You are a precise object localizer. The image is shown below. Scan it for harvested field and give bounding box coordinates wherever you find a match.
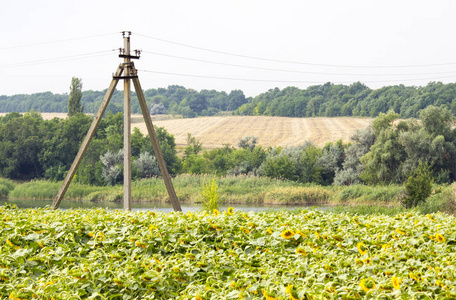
[133,116,373,148]
[0,112,373,148]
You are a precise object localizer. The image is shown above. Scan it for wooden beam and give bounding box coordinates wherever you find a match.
[51,65,123,209]
[132,77,182,211]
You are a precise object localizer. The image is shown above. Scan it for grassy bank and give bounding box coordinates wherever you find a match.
[1,206,455,298]
[7,176,456,214]
[7,175,405,205]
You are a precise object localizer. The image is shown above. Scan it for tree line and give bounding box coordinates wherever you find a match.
[1,105,455,188]
[2,81,456,118]
[234,81,456,118]
[0,85,248,118]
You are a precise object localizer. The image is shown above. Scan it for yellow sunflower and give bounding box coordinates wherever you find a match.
[395,228,406,235]
[281,229,294,239]
[213,209,220,216]
[285,285,300,300]
[436,233,445,243]
[296,248,306,255]
[262,290,277,300]
[392,276,401,290]
[426,214,436,222]
[357,242,367,255]
[359,278,376,292]
[409,273,419,282]
[227,207,235,215]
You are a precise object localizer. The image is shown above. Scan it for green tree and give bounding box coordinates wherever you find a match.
[68,77,83,117]
[360,110,406,184]
[404,162,433,208]
[262,154,297,181]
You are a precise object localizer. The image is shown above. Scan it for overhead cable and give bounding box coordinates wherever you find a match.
[0,50,116,69]
[0,32,118,51]
[142,50,456,77]
[135,33,456,69]
[138,69,456,84]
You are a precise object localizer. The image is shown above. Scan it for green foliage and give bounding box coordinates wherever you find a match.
[184,133,202,158]
[262,154,297,181]
[334,127,376,185]
[237,135,258,151]
[0,178,15,197]
[404,162,433,208]
[67,77,83,116]
[183,154,208,174]
[235,81,456,118]
[0,111,46,179]
[44,165,67,181]
[135,152,159,178]
[417,184,455,215]
[360,111,406,184]
[0,111,178,183]
[2,207,455,298]
[199,176,219,211]
[334,184,405,204]
[0,85,250,116]
[4,81,456,119]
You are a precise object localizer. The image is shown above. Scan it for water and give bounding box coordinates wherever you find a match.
[2,198,317,213]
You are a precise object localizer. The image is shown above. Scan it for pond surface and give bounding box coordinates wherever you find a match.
[2,198,319,213]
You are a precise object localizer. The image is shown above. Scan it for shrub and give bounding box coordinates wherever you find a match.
[100,150,123,186]
[200,176,219,211]
[403,162,433,208]
[135,152,159,178]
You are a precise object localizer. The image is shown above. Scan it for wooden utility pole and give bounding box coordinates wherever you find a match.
[51,31,182,211]
[123,32,132,210]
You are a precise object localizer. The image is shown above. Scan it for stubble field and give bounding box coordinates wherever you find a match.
[0,113,373,148]
[135,116,372,148]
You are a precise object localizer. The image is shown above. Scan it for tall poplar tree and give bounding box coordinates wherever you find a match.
[68,77,83,117]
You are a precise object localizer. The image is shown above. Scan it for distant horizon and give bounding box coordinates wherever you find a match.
[0,79,451,98]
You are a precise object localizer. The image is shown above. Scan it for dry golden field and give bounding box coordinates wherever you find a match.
[0,112,373,148]
[134,116,372,148]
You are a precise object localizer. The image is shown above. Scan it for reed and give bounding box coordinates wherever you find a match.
[7,175,410,207]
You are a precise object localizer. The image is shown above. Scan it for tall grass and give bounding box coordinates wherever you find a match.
[333,184,405,204]
[8,175,409,207]
[8,180,116,200]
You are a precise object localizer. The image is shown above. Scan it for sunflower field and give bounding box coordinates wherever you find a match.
[1,205,455,299]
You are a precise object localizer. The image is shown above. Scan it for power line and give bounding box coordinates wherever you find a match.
[0,50,116,69]
[0,32,118,51]
[136,32,456,69]
[142,50,456,77]
[138,69,456,84]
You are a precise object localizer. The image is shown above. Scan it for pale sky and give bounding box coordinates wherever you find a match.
[1,0,455,97]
